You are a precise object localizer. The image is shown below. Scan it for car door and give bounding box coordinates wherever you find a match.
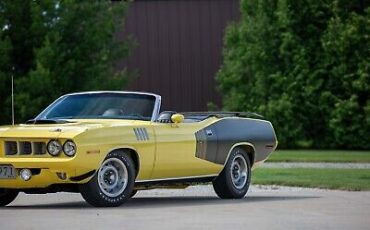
[150,121,222,180]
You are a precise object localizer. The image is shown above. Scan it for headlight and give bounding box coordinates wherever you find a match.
[47,140,62,156]
[63,140,77,157]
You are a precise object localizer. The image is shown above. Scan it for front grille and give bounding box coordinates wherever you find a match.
[4,141,47,156]
[19,141,32,155]
[5,141,17,155]
[33,142,46,155]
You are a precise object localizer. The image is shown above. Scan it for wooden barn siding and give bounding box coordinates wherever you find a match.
[118,0,240,111]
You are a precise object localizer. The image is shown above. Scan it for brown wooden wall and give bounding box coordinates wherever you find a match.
[118,0,240,112]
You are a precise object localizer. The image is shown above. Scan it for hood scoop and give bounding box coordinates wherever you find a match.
[25,119,74,125]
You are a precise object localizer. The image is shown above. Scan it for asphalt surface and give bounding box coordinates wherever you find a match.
[1,185,369,230]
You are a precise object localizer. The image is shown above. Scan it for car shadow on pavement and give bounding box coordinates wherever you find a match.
[125,195,320,209]
[3,195,320,210]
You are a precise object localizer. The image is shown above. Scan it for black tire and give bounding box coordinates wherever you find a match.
[79,151,136,207]
[130,189,138,198]
[212,147,251,199]
[0,189,19,207]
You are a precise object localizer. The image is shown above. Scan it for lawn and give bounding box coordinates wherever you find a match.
[267,150,370,163]
[252,168,370,191]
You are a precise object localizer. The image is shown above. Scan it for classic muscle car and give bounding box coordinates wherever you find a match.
[0,91,277,207]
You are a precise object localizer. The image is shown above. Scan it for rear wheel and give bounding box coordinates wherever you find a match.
[212,147,251,199]
[79,151,136,207]
[0,189,19,206]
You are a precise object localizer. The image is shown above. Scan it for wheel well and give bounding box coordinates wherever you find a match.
[237,144,255,166]
[112,148,140,177]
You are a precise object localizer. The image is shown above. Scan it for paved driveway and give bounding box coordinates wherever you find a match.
[1,185,369,230]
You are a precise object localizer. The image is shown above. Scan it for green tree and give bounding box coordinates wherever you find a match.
[217,0,370,149]
[0,0,34,125]
[322,6,370,148]
[0,35,12,125]
[0,0,131,124]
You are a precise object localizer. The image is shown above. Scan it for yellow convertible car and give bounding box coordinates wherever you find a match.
[0,91,277,207]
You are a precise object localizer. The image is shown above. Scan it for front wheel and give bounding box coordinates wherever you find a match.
[212,147,251,199]
[79,151,136,207]
[0,189,19,206]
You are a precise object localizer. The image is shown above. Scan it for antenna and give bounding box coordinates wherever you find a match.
[11,67,14,126]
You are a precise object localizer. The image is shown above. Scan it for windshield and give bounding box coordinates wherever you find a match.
[36,93,156,121]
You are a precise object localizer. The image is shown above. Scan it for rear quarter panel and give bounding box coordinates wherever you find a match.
[195,117,277,165]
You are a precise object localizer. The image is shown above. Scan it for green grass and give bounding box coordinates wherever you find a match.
[267,150,370,163]
[252,168,370,191]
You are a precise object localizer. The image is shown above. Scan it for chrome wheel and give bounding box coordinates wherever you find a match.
[98,158,128,198]
[230,154,248,189]
[213,147,251,199]
[80,152,136,207]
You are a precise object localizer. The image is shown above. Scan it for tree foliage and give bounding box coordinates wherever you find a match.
[217,0,370,149]
[0,0,131,124]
